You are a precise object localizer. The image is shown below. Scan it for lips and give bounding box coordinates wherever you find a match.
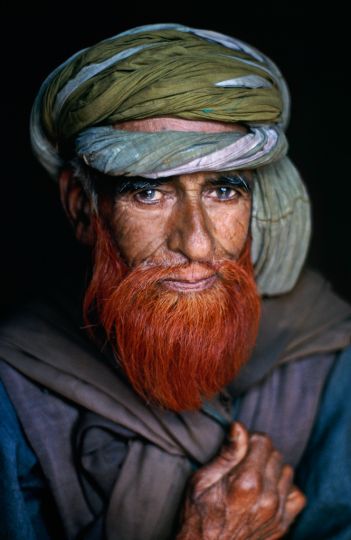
[161,274,218,292]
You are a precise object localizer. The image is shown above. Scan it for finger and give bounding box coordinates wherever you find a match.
[226,433,277,505]
[236,431,274,474]
[254,464,293,537]
[278,464,294,501]
[264,464,294,528]
[208,422,250,472]
[226,422,250,464]
[283,487,307,524]
[265,450,284,488]
[191,422,249,494]
[255,450,284,529]
[275,486,306,533]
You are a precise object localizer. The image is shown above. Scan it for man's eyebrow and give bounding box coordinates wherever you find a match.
[115,176,171,195]
[114,172,252,195]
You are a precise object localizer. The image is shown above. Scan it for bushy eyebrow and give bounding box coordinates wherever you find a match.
[115,173,251,195]
[116,177,169,195]
[207,175,251,192]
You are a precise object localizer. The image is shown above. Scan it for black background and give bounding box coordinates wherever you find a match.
[1,8,350,316]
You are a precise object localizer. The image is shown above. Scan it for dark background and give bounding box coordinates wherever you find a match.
[1,9,350,316]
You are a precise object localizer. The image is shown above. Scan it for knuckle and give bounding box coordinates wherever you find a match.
[250,432,273,449]
[295,491,307,510]
[259,492,279,514]
[235,469,263,494]
[284,489,307,521]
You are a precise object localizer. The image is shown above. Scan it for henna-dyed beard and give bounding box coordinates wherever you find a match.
[83,215,261,412]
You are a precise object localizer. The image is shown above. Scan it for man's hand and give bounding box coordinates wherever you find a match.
[176,422,306,540]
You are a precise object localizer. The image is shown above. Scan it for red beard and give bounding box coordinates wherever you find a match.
[83,215,261,412]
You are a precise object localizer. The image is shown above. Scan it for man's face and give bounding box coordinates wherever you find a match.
[99,118,253,279]
[81,118,261,412]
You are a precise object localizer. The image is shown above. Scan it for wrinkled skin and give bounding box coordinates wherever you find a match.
[176,422,306,540]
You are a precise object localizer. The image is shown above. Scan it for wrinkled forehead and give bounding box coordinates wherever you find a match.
[113,117,249,134]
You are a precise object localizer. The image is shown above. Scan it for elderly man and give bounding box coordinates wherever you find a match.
[0,23,351,540]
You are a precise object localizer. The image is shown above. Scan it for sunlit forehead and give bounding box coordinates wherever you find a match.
[113,116,249,134]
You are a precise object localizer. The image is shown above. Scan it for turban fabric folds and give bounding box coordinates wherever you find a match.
[30,23,311,295]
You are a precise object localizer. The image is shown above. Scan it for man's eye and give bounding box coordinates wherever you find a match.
[207,186,239,200]
[134,189,162,204]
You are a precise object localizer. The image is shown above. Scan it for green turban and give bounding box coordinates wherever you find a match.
[30,23,311,296]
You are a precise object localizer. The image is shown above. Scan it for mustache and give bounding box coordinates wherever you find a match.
[128,244,251,279]
[124,247,252,286]
[127,260,219,281]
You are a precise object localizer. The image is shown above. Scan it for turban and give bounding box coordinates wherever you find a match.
[30,23,311,296]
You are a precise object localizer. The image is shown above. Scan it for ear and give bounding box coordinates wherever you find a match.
[58,168,95,246]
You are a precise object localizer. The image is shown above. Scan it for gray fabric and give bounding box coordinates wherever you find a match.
[236,354,335,467]
[251,156,311,295]
[230,268,351,394]
[0,362,94,538]
[106,441,192,540]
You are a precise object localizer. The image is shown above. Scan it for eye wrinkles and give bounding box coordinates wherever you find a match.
[101,169,252,268]
[114,173,252,197]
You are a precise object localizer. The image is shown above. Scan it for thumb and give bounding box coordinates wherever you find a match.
[192,422,249,494]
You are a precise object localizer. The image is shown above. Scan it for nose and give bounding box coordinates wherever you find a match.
[166,197,214,261]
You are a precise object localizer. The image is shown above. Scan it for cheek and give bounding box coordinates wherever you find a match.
[109,202,169,266]
[208,200,251,255]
